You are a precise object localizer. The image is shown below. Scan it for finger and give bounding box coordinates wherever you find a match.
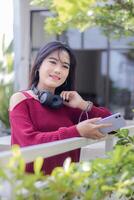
[96,123,112,129]
[93,133,105,139]
[66,92,71,101]
[92,136,98,140]
[62,91,72,101]
[60,91,64,99]
[96,132,106,137]
[87,118,102,123]
[92,135,102,139]
[61,91,67,101]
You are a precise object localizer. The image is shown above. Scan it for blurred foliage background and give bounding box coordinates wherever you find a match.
[31,0,134,38]
[0,35,14,130]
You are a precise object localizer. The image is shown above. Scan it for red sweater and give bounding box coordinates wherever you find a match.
[9,91,111,174]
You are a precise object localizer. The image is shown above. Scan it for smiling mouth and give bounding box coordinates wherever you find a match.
[49,75,61,80]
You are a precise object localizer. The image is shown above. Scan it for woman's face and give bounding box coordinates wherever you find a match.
[37,49,70,92]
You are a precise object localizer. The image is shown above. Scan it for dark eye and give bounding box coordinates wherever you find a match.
[49,60,56,64]
[63,65,69,69]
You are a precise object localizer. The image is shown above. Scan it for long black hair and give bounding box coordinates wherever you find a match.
[29,41,77,94]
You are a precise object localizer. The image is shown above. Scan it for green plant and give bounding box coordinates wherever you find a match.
[0,83,13,128]
[30,0,134,38]
[0,131,134,200]
[115,129,134,146]
[0,35,14,129]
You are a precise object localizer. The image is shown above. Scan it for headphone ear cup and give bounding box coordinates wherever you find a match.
[38,91,63,108]
[51,95,63,109]
[39,91,53,107]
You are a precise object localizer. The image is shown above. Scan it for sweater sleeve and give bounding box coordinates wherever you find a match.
[69,105,112,124]
[9,103,80,147]
[88,105,112,118]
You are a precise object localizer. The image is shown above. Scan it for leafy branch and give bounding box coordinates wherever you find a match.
[30,0,134,38]
[0,131,134,199]
[115,129,134,146]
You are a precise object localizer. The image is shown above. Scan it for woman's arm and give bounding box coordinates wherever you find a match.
[10,112,110,146]
[9,92,111,147]
[61,91,111,122]
[10,115,80,147]
[9,93,80,147]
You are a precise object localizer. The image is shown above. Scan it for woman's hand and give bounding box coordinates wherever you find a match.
[76,118,112,139]
[60,91,89,110]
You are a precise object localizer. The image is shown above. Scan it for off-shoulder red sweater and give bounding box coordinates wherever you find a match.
[9,91,111,174]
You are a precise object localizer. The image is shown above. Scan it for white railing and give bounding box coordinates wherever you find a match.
[0,125,133,200]
[0,124,133,166]
[0,135,114,166]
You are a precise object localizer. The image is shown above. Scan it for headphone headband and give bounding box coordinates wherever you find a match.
[31,85,40,95]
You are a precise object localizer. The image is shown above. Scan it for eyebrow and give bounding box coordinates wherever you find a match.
[48,56,70,66]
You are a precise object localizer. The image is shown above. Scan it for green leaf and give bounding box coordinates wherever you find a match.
[34,156,44,175]
[32,0,134,37]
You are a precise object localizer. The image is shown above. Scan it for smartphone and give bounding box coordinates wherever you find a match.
[96,113,126,134]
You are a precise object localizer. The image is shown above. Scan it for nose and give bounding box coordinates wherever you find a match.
[54,65,61,74]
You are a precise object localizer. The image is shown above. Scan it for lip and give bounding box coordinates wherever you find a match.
[49,74,61,80]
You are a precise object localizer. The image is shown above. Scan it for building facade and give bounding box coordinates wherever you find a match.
[13,0,134,118]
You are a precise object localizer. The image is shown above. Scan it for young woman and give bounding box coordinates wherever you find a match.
[9,41,111,174]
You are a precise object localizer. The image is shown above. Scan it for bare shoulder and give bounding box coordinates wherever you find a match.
[9,92,27,111]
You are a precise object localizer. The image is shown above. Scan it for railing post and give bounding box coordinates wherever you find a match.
[105,136,114,152]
